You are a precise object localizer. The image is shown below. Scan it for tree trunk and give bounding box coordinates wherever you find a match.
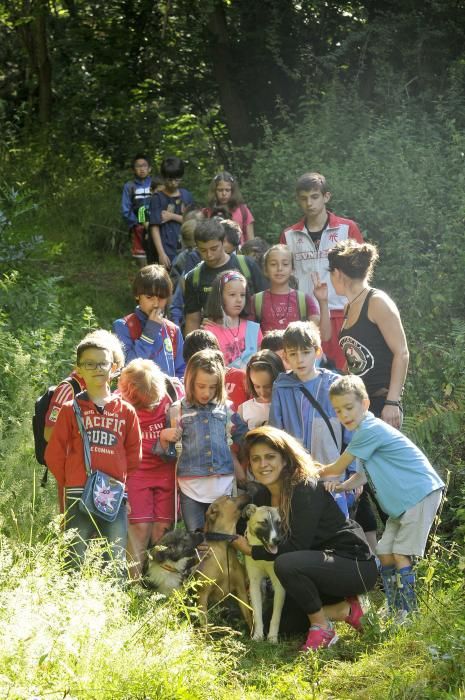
[207,1,251,146]
[17,0,52,124]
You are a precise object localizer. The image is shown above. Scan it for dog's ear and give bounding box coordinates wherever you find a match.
[242,504,257,520]
[205,503,219,527]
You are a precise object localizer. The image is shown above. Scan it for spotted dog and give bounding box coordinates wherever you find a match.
[145,529,204,597]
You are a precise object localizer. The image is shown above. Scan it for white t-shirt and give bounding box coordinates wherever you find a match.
[238,398,271,429]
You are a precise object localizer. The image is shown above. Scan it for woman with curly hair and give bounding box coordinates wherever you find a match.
[233,426,378,650]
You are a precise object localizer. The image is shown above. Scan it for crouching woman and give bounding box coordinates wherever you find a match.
[233,426,378,650]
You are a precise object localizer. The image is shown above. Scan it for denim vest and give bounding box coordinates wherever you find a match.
[174,399,234,478]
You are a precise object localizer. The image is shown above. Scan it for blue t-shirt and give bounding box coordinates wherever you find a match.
[348,412,444,518]
[149,188,194,261]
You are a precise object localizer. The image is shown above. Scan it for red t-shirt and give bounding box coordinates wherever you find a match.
[251,289,319,333]
[135,396,177,472]
[225,367,249,411]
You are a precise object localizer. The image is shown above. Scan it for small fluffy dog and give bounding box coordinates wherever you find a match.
[243,504,286,642]
[145,529,204,597]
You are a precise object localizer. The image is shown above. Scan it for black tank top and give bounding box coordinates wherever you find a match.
[338,289,392,396]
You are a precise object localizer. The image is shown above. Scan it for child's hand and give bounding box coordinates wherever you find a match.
[323,480,340,493]
[311,272,328,302]
[159,250,171,269]
[126,501,132,515]
[160,427,182,443]
[161,209,174,223]
[148,307,165,323]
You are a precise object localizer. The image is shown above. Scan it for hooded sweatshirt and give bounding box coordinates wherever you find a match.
[269,369,353,516]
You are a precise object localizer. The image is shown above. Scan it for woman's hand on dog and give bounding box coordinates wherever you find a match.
[231,535,252,557]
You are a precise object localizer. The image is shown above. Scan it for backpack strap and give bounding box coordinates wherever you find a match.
[297,291,307,321]
[162,319,178,358]
[235,254,251,281]
[299,384,339,450]
[253,292,264,321]
[192,261,204,290]
[124,313,143,341]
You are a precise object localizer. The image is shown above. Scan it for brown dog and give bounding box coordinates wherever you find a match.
[196,493,252,630]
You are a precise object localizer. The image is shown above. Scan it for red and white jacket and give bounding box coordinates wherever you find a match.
[280,212,362,311]
[45,394,141,488]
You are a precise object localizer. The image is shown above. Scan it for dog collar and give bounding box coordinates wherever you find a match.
[205,532,238,543]
[159,563,180,573]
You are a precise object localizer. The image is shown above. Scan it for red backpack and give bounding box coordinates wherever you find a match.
[123,313,178,357]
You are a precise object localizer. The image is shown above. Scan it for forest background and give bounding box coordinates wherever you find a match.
[1,1,465,698]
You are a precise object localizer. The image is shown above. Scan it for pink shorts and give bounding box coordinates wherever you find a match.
[127,467,176,523]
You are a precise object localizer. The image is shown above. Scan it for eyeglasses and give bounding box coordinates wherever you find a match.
[78,361,113,371]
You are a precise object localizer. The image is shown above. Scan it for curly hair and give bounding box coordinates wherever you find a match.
[327,239,379,282]
[244,426,318,537]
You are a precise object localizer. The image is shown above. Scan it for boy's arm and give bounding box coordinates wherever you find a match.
[268,385,284,429]
[121,183,137,228]
[173,328,186,379]
[124,407,142,475]
[113,316,165,364]
[44,407,73,487]
[150,224,171,269]
[318,449,355,478]
[183,271,202,334]
[324,470,367,493]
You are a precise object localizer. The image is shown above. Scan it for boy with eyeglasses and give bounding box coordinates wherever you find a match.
[45,331,141,574]
[148,156,193,268]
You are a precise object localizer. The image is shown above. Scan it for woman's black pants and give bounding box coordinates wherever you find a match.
[273,550,378,634]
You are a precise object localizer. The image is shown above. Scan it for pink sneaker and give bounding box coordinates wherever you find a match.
[300,625,338,651]
[345,596,364,631]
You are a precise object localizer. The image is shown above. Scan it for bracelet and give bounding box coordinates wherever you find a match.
[384,399,401,407]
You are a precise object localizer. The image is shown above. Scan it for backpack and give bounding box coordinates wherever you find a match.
[32,376,81,467]
[124,313,178,357]
[253,290,307,322]
[191,254,251,291]
[128,179,153,223]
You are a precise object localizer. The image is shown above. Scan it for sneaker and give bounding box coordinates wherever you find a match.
[300,624,338,651]
[345,596,364,631]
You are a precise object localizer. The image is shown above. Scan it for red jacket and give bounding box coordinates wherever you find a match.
[45,394,141,488]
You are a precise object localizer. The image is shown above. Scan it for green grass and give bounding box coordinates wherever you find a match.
[0,534,464,699]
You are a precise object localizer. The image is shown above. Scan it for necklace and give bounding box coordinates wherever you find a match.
[269,290,291,325]
[225,318,241,339]
[344,288,369,320]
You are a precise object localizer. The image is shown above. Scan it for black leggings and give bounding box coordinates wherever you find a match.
[274,550,378,631]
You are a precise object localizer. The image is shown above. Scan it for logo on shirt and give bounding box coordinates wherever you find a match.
[339,336,374,376]
[49,406,60,423]
[164,336,173,354]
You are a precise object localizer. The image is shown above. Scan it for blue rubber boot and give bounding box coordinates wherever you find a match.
[396,566,417,613]
[380,565,398,614]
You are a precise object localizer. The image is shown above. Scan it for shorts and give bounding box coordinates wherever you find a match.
[376,489,443,558]
[127,468,176,524]
[131,224,147,259]
[322,310,346,372]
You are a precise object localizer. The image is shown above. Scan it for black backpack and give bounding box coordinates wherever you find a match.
[32,377,81,469]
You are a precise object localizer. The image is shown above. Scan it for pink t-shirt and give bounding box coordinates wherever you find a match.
[251,289,319,333]
[230,205,254,243]
[203,319,263,368]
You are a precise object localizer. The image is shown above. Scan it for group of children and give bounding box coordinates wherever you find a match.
[42,166,444,632]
